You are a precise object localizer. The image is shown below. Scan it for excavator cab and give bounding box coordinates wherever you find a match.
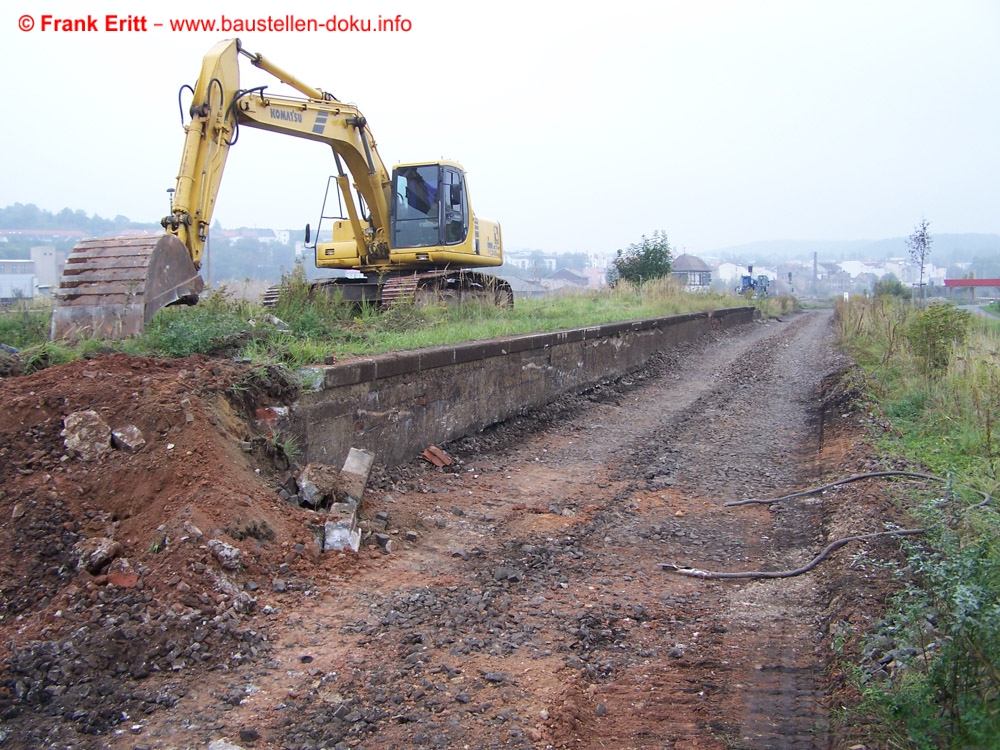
[390,164,469,249]
[314,159,495,273]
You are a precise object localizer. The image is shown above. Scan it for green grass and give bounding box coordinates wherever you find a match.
[0,303,50,349]
[836,295,1000,748]
[3,276,798,374]
[0,269,798,378]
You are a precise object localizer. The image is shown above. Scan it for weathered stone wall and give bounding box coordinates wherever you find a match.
[292,307,757,468]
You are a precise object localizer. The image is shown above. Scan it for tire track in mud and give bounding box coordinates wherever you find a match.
[492,309,846,748]
[435,308,847,748]
[610,310,842,748]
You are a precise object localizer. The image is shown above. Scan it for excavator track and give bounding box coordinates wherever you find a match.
[382,271,514,308]
[262,271,514,310]
[50,234,204,341]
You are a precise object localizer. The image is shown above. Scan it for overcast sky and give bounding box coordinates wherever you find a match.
[4,0,998,256]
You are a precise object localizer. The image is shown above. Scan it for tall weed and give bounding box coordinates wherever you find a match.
[0,304,50,350]
[838,295,1000,747]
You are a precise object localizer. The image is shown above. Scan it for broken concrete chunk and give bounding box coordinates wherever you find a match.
[75,537,123,574]
[493,566,523,582]
[297,463,344,509]
[61,410,111,461]
[107,557,139,588]
[323,502,360,553]
[111,424,146,454]
[208,740,248,750]
[340,447,374,503]
[208,539,243,570]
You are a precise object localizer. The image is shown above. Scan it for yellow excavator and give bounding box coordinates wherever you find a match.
[50,39,509,341]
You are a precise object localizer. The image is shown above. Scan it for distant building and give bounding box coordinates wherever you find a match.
[715,262,743,284]
[31,245,66,295]
[218,227,285,245]
[505,253,557,274]
[500,275,547,299]
[671,254,712,290]
[0,246,69,302]
[0,229,87,243]
[581,267,608,289]
[547,269,589,288]
[0,259,34,303]
[839,260,888,279]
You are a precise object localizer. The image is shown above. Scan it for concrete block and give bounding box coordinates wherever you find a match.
[324,502,360,552]
[298,462,343,508]
[340,447,374,503]
[297,366,325,391]
[111,424,146,454]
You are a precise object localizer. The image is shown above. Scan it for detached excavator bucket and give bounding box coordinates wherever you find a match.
[50,234,204,341]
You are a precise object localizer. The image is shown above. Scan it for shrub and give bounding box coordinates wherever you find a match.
[0,306,50,350]
[612,231,673,286]
[873,274,910,300]
[904,303,972,374]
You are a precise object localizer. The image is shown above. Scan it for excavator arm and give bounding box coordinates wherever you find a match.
[165,39,393,267]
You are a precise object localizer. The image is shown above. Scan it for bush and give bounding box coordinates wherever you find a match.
[612,231,673,286]
[130,289,252,358]
[873,274,910,300]
[0,306,50,350]
[904,303,972,374]
[272,264,354,336]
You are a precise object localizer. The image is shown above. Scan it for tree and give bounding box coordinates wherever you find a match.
[907,219,932,303]
[612,231,673,286]
[872,273,909,299]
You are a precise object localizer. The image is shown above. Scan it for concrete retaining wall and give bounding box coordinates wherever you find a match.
[291,306,757,468]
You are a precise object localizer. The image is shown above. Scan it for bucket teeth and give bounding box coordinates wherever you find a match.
[50,234,204,341]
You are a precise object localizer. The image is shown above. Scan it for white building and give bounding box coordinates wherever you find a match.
[0,259,34,302]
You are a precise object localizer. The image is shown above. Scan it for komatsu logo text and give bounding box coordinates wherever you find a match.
[269,108,303,123]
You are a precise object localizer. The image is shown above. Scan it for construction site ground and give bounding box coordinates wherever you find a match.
[0,307,909,749]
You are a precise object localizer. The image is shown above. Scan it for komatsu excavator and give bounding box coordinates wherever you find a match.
[50,39,510,340]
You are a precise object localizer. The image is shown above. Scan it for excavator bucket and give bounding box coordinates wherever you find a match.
[50,234,204,341]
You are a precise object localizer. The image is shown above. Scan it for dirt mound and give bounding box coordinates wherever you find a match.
[0,354,337,744]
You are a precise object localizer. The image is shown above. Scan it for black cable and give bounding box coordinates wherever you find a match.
[207,77,225,111]
[176,84,194,125]
[723,471,993,508]
[661,528,927,580]
[224,86,266,147]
